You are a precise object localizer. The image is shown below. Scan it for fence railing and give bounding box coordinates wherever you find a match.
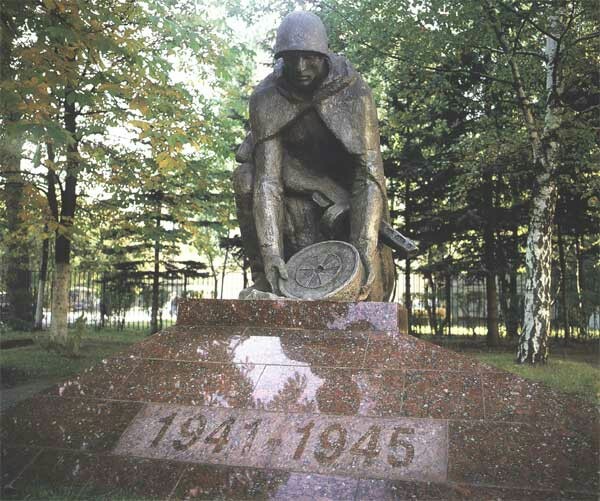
[1,269,599,337]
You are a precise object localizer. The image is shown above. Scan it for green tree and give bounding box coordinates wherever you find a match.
[316,0,597,359]
[4,0,249,344]
[0,0,38,328]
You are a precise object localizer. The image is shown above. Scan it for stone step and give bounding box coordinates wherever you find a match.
[177,299,407,332]
[1,300,597,500]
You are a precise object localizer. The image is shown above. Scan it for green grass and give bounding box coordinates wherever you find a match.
[421,333,599,403]
[0,327,149,387]
[472,352,600,404]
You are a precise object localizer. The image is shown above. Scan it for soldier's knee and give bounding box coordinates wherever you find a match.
[232,162,254,196]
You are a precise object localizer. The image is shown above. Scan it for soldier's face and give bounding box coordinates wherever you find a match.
[281,51,328,92]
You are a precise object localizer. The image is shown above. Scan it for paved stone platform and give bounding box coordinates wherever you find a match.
[1,299,598,499]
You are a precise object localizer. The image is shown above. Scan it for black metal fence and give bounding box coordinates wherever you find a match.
[393,273,600,338]
[1,269,599,337]
[0,270,214,332]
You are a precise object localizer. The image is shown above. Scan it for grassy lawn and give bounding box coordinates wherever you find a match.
[422,334,600,403]
[473,352,600,403]
[0,327,149,387]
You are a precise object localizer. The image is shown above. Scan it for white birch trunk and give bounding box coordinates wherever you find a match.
[517,16,562,363]
[34,278,45,329]
[517,173,557,362]
[50,263,70,345]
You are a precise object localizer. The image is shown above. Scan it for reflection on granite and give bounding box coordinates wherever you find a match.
[1,446,40,494]
[364,332,435,370]
[173,463,289,499]
[355,478,598,500]
[137,326,248,362]
[276,329,369,367]
[0,397,142,451]
[44,356,140,399]
[1,299,597,500]
[177,299,405,332]
[270,473,359,500]
[354,370,405,417]
[10,449,183,500]
[402,370,484,420]
[254,365,362,414]
[113,359,263,408]
[449,420,599,492]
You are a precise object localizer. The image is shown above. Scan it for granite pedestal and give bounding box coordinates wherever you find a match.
[1,299,598,499]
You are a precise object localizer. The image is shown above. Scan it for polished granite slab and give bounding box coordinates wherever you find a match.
[1,300,598,500]
[177,298,407,332]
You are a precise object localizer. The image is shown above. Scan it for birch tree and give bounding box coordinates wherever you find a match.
[314,0,597,358]
[481,0,597,362]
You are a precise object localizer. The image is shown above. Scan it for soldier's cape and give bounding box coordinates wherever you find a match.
[236,53,382,162]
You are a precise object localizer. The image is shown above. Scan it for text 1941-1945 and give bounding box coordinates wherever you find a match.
[114,403,448,482]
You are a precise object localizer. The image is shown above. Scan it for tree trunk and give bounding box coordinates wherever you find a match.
[515,18,562,364]
[51,228,74,344]
[206,253,218,299]
[506,227,521,339]
[2,160,32,329]
[556,226,570,343]
[220,245,229,299]
[100,273,107,329]
[242,256,248,289]
[483,224,499,346]
[518,177,557,362]
[483,2,564,363]
[50,262,70,344]
[50,88,79,345]
[574,236,587,338]
[34,235,50,329]
[1,6,33,329]
[424,269,442,337]
[405,257,412,336]
[404,176,413,336]
[444,273,451,336]
[150,214,161,334]
[485,273,500,347]
[499,270,520,339]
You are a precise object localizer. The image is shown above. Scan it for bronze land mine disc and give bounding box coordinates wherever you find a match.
[279,240,364,300]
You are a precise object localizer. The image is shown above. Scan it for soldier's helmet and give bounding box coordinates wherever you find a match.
[274,11,329,58]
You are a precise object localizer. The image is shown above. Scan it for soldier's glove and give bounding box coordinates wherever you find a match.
[264,254,288,296]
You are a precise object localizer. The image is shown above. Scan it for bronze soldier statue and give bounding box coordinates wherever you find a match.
[234,11,410,301]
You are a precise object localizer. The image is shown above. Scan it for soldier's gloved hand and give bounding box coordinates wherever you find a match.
[264,254,288,295]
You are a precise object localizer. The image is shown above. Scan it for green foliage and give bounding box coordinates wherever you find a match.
[310,0,599,349]
[1,0,253,271]
[0,327,146,386]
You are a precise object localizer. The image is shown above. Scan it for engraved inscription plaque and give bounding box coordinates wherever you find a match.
[114,404,448,482]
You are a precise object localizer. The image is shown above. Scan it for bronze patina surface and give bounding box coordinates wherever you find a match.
[234,11,397,301]
[279,240,364,300]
